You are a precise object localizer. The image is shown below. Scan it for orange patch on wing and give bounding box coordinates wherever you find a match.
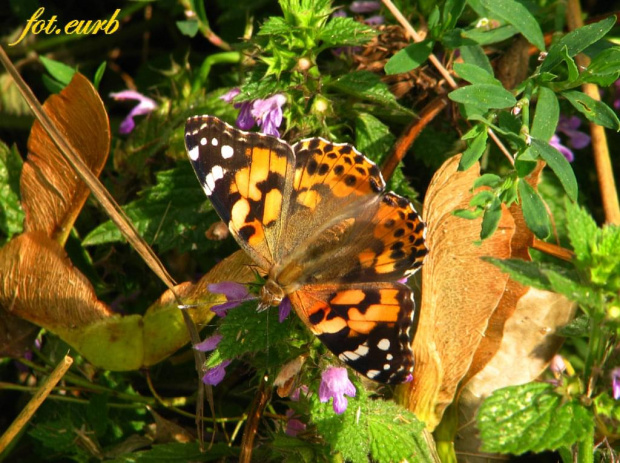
[270,151,288,177]
[296,189,321,210]
[314,316,348,334]
[347,320,375,334]
[358,249,377,268]
[379,289,400,305]
[347,305,399,322]
[374,254,397,273]
[263,188,283,225]
[246,219,265,246]
[248,148,270,201]
[330,289,366,305]
[235,168,250,198]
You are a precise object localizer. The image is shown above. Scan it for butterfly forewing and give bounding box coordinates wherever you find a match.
[185,116,295,269]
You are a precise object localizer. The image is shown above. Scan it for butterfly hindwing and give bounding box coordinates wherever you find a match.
[288,282,415,383]
[185,116,295,269]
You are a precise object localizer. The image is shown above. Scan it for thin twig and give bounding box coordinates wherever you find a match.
[487,129,514,166]
[565,0,620,225]
[0,355,73,453]
[239,378,272,463]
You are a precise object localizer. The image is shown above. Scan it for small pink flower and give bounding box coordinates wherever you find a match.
[557,115,591,150]
[550,355,566,375]
[284,409,307,437]
[319,366,356,414]
[290,385,309,402]
[549,134,574,163]
[202,360,232,386]
[279,297,292,322]
[109,90,157,134]
[194,333,223,352]
[612,367,620,400]
[350,1,381,13]
[220,88,255,130]
[251,94,286,137]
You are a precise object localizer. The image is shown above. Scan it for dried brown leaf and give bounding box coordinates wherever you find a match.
[399,154,515,430]
[21,73,109,245]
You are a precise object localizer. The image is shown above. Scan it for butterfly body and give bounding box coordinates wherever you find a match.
[185,115,427,383]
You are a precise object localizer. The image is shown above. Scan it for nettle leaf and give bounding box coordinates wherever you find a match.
[332,71,405,110]
[257,16,290,36]
[83,164,217,253]
[449,84,516,111]
[531,87,559,142]
[459,124,488,170]
[460,44,494,75]
[478,383,594,454]
[541,15,616,73]
[530,138,578,201]
[310,393,432,463]
[565,199,599,265]
[385,40,434,75]
[319,17,377,48]
[0,142,24,242]
[562,90,620,131]
[518,179,551,239]
[480,0,545,51]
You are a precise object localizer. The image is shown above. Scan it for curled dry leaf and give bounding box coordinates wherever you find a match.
[20,73,110,245]
[398,154,516,430]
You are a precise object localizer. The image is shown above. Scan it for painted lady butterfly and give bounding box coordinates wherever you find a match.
[185,116,427,383]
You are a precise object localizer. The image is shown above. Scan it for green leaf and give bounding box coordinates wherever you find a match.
[562,90,620,131]
[473,173,502,189]
[39,56,76,86]
[583,47,620,83]
[530,138,578,201]
[93,61,106,90]
[319,17,377,47]
[531,87,559,141]
[116,442,238,461]
[557,314,589,337]
[332,71,404,110]
[462,25,518,46]
[385,40,434,75]
[257,16,289,36]
[453,208,484,219]
[478,383,594,454]
[560,46,580,82]
[454,62,501,86]
[515,158,537,178]
[481,196,501,239]
[449,84,516,110]
[541,15,616,73]
[354,113,395,163]
[518,180,551,239]
[480,0,545,50]
[460,44,493,74]
[459,125,488,170]
[176,19,199,37]
[441,0,467,32]
[543,268,600,308]
[0,141,24,242]
[83,164,217,253]
[470,190,495,207]
[483,257,553,291]
[564,199,598,265]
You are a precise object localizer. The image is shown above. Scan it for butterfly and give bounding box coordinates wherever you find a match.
[185,115,427,383]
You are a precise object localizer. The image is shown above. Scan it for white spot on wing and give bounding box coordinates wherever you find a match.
[212,137,219,146]
[366,370,379,379]
[386,353,393,361]
[377,339,390,351]
[221,145,234,159]
[383,364,390,370]
[354,344,369,357]
[339,351,360,362]
[188,146,199,161]
[200,137,207,146]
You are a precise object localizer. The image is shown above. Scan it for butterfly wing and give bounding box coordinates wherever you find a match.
[289,282,416,383]
[185,116,295,269]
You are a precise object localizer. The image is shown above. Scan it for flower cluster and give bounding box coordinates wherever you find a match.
[220,89,286,137]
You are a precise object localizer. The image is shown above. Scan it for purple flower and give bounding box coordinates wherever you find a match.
[557,115,591,150]
[109,90,157,134]
[207,282,255,317]
[612,367,620,400]
[194,333,223,352]
[279,297,292,322]
[350,1,381,13]
[365,15,385,25]
[549,134,574,163]
[220,88,255,130]
[251,94,286,137]
[614,79,620,109]
[332,10,347,18]
[319,366,356,414]
[550,355,566,375]
[290,385,309,402]
[285,409,307,437]
[202,360,232,386]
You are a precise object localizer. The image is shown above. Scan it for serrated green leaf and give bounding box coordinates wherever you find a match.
[557,314,589,337]
[462,24,518,46]
[385,40,434,75]
[562,90,620,131]
[454,62,501,86]
[518,180,551,239]
[83,164,217,253]
[541,15,616,73]
[449,84,516,110]
[354,112,395,163]
[481,196,501,239]
[459,126,488,170]
[460,44,493,74]
[564,199,598,265]
[530,138,578,201]
[483,257,553,291]
[478,383,594,454]
[480,0,545,51]
[332,71,403,110]
[257,16,289,36]
[39,56,76,86]
[543,268,600,308]
[0,142,24,242]
[319,17,377,47]
[531,87,559,141]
